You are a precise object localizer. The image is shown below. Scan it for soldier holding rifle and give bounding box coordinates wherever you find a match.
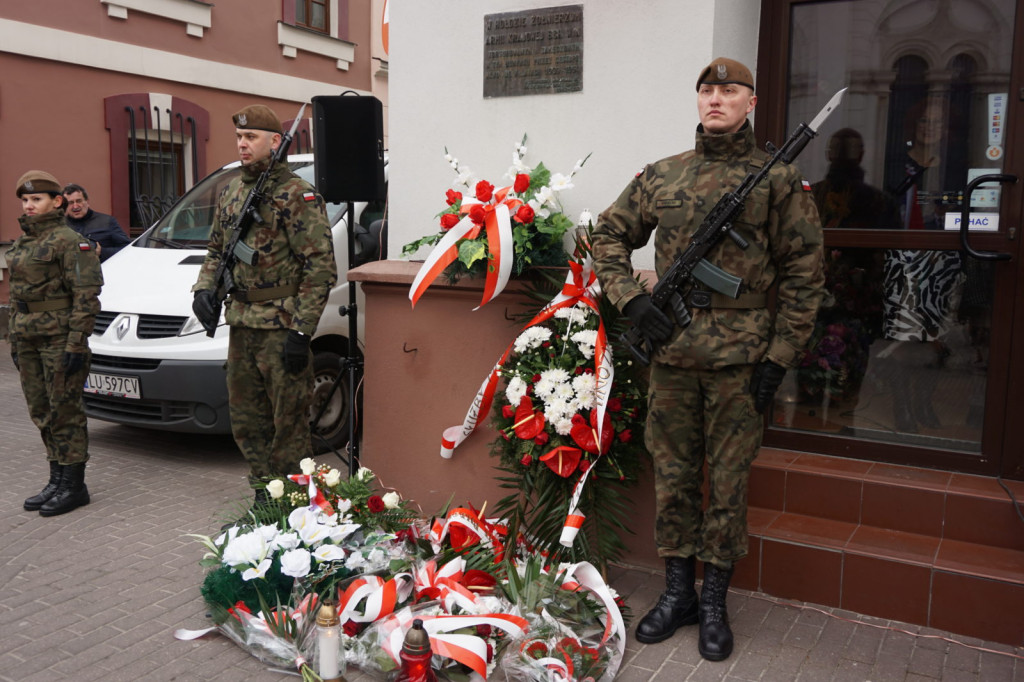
[192,104,337,524]
[592,58,826,661]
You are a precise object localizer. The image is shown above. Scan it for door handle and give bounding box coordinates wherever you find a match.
[960,173,1018,261]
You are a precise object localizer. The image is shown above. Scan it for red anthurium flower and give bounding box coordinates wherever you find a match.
[445,189,462,206]
[514,173,530,193]
[448,523,480,551]
[513,395,546,440]
[539,446,582,478]
[468,204,487,226]
[513,205,535,224]
[570,409,614,454]
[440,213,460,231]
[464,570,497,592]
[475,180,495,202]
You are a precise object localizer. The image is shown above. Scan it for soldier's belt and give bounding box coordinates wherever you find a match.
[231,283,299,303]
[687,290,767,310]
[13,297,73,313]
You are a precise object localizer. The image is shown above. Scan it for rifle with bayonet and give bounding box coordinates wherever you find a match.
[622,88,847,365]
[200,103,308,337]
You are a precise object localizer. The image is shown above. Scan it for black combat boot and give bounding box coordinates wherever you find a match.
[698,562,735,661]
[24,461,64,511]
[39,463,90,517]
[220,488,271,530]
[635,556,699,643]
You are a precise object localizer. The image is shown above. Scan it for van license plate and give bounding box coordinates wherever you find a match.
[84,372,141,399]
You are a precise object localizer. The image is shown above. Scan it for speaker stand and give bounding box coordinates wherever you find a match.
[311,201,361,477]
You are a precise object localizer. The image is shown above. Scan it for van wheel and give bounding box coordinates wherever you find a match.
[309,350,358,455]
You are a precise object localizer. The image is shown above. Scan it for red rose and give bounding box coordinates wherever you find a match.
[534,431,550,446]
[578,459,591,473]
[571,413,587,426]
[476,624,493,638]
[445,189,462,206]
[513,205,535,224]
[608,398,623,412]
[475,180,495,202]
[439,213,460,231]
[468,204,487,225]
[618,428,633,443]
[502,404,515,419]
[532,374,541,383]
[514,173,530,193]
[520,453,532,466]
[367,495,385,513]
[343,620,362,637]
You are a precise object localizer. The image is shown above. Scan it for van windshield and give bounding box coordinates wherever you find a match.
[136,161,345,248]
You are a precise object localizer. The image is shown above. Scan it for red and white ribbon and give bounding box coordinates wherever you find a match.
[287,473,333,514]
[440,258,611,460]
[379,609,530,678]
[337,573,414,624]
[413,558,480,613]
[410,187,520,310]
[559,561,625,674]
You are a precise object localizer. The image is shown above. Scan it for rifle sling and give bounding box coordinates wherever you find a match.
[231,283,299,303]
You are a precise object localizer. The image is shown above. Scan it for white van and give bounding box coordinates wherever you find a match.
[84,153,386,452]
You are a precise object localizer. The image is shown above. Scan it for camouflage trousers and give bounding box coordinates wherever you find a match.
[646,362,763,568]
[13,334,91,465]
[227,327,313,487]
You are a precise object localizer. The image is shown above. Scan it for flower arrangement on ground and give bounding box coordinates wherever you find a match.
[178,468,629,681]
[489,231,650,573]
[405,134,591,309]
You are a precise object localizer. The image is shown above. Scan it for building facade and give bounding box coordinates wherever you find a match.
[0,0,389,299]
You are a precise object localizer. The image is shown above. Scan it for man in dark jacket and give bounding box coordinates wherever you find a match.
[63,183,132,261]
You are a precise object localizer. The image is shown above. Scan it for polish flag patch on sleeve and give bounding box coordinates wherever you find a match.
[78,241,92,251]
[801,179,812,192]
[302,191,317,203]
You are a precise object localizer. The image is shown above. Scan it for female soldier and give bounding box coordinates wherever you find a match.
[10,170,102,516]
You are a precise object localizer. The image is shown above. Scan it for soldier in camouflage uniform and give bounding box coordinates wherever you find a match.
[192,105,337,522]
[592,59,824,661]
[9,170,103,517]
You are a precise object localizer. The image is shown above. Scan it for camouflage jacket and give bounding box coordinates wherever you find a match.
[592,123,825,370]
[8,209,103,352]
[193,159,337,335]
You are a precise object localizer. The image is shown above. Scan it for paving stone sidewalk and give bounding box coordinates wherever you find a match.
[0,350,1021,681]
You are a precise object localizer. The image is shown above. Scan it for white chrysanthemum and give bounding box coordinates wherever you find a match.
[572,329,599,359]
[534,375,557,397]
[573,373,597,409]
[553,382,575,402]
[513,326,551,353]
[539,368,571,385]
[505,376,528,405]
[554,304,590,326]
[554,417,574,436]
[543,398,571,423]
[549,173,574,192]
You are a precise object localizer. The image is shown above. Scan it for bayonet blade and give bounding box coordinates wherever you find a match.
[808,87,847,133]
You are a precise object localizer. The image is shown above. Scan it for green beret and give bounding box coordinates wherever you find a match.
[15,170,62,197]
[232,105,283,134]
[696,57,755,92]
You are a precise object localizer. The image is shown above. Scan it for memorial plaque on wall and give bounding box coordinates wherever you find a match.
[483,5,583,98]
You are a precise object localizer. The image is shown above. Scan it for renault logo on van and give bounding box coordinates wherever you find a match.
[116,315,132,341]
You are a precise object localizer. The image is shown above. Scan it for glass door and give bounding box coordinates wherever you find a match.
[758,0,1022,476]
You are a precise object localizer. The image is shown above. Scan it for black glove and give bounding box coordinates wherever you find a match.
[62,351,86,376]
[192,290,219,331]
[623,295,674,343]
[282,330,311,374]
[750,360,786,414]
[11,351,19,371]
